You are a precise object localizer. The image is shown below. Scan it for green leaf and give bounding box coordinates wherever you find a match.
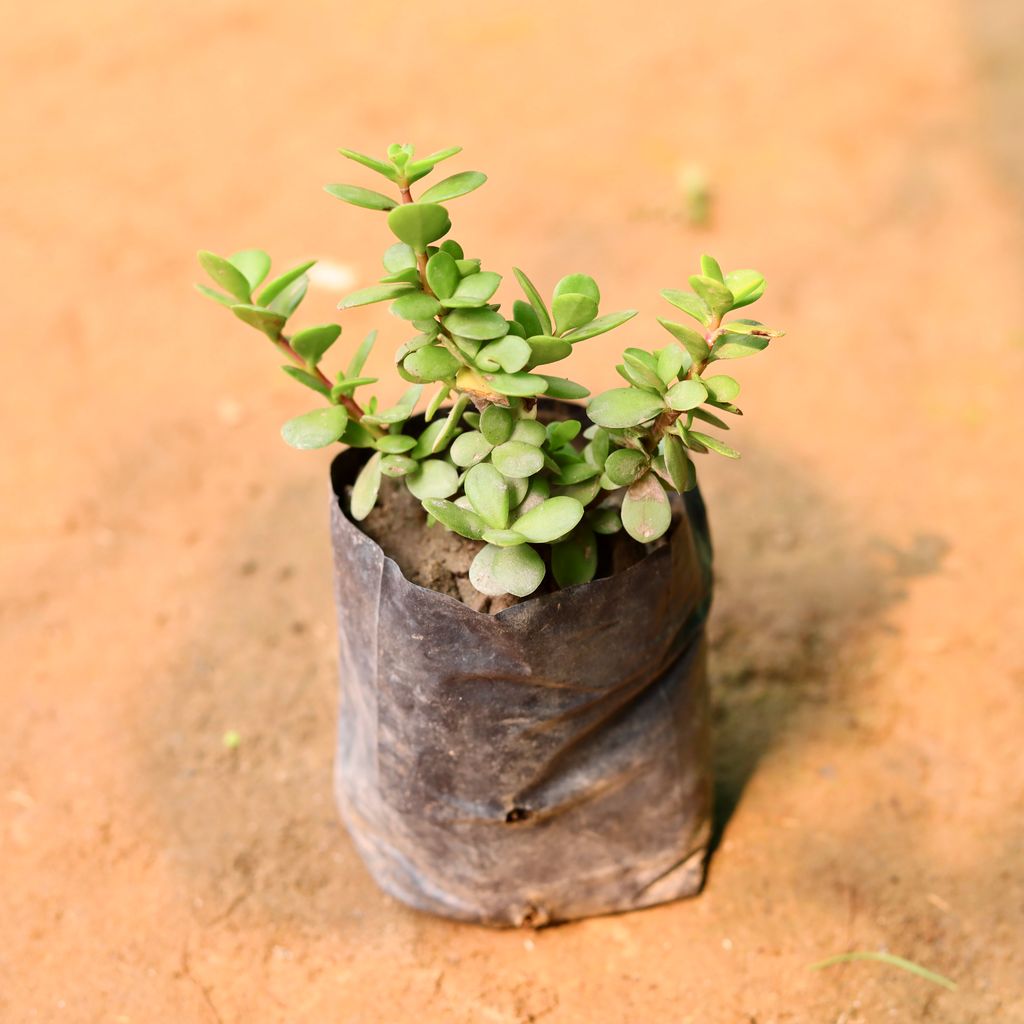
[703,375,740,402]
[368,384,422,424]
[443,307,509,342]
[229,249,271,290]
[387,203,451,252]
[689,274,734,320]
[604,448,649,486]
[546,419,581,449]
[691,406,731,430]
[661,289,712,326]
[487,372,549,397]
[382,242,417,273]
[469,543,546,598]
[450,430,494,468]
[724,269,765,309]
[338,147,398,182]
[403,345,460,382]
[512,496,584,543]
[623,351,666,393]
[456,258,481,277]
[511,418,547,447]
[665,378,709,411]
[425,251,459,299]
[689,431,740,459]
[590,506,622,535]
[563,309,637,343]
[439,239,464,259]
[584,427,610,467]
[194,283,235,307]
[526,335,572,367]
[282,365,331,398]
[656,343,687,384]
[391,291,442,320]
[512,268,553,336]
[481,528,527,547]
[332,376,378,399]
[350,452,382,521]
[476,335,530,373]
[267,275,308,318]
[257,260,316,306]
[710,333,770,360]
[537,375,590,399]
[662,432,692,492]
[280,406,348,450]
[442,271,502,309]
[657,318,710,364]
[198,250,251,302]
[552,293,599,335]
[430,394,469,451]
[621,472,672,543]
[410,420,448,459]
[231,304,286,338]
[422,498,486,540]
[405,146,462,183]
[700,254,724,282]
[554,273,600,304]
[809,951,957,992]
[292,324,341,365]
[374,433,416,454]
[557,462,600,486]
[480,404,515,445]
[465,461,511,529]
[324,183,397,211]
[347,329,377,377]
[587,388,664,428]
[381,454,418,477]
[406,459,459,499]
[418,170,487,204]
[551,525,598,588]
[512,299,543,339]
[339,282,414,309]
[491,440,544,478]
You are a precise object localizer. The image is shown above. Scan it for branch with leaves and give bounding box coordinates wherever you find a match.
[195,143,782,599]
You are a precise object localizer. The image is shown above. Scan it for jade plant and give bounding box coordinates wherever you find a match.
[195,143,782,598]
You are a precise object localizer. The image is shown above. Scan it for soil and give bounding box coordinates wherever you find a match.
[3,2,1024,1023]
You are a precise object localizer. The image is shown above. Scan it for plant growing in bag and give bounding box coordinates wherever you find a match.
[194,143,783,927]
[196,143,781,602]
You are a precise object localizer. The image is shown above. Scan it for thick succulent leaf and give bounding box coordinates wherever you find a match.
[469,543,546,598]
[292,324,341,365]
[347,329,377,377]
[439,239,464,259]
[465,461,511,529]
[229,249,271,290]
[656,343,687,384]
[661,289,712,326]
[257,260,317,307]
[266,275,308,317]
[690,406,731,430]
[622,351,666,393]
[450,430,494,467]
[425,251,459,299]
[689,274,734,320]
[537,375,589,399]
[554,273,600,304]
[442,270,502,309]
[338,147,398,182]
[526,335,572,367]
[350,452,383,521]
[410,420,448,459]
[405,145,462,183]
[604,448,649,486]
[621,472,672,543]
[510,418,547,447]
[339,282,414,309]
[403,345,460,382]
[491,440,544,478]
[662,432,692,492]
[387,203,451,252]
[590,506,622,535]
[557,462,600,485]
[194,283,234,307]
[418,170,487,204]
[382,242,418,273]
[710,333,770,360]
[551,524,598,588]
[512,267,553,336]
[391,291,442,320]
[512,496,584,543]
[406,459,459,499]
[665,378,709,411]
[368,384,422,425]
[563,309,637,343]
[657,318,710,364]
[587,387,664,428]
[700,254,724,282]
[430,394,469,452]
[476,335,530,373]
[546,419,581,449]
[481,528,527,547]
[198,250,251,301]
[422,498,486,540]
[281,365,331,398]
[380,453,418,477]
[552,293,598,335]
[688,431,741,459]
[702,375,740,402]
[374,433,417,454]
[512,299,543,339]
[324,183,397,211]
[231,303,286,338]
[723,269,766,309]
[280,407,348,450]
[443,307,509,341]
[487,372,549,397]
[480,404,515,445]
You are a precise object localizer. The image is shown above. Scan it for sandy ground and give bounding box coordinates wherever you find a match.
[2,1,1023,1021]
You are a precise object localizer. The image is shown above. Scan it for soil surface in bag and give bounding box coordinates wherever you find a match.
[328,405,715,927]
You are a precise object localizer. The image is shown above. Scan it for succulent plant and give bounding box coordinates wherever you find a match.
[196,143,782,598]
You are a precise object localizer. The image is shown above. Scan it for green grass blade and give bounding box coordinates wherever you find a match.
[810,951,957,992]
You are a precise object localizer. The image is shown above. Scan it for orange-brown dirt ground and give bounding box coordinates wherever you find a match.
[2,2,1023,1021]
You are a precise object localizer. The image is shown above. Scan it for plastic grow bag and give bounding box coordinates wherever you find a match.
[328,408,713,927]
